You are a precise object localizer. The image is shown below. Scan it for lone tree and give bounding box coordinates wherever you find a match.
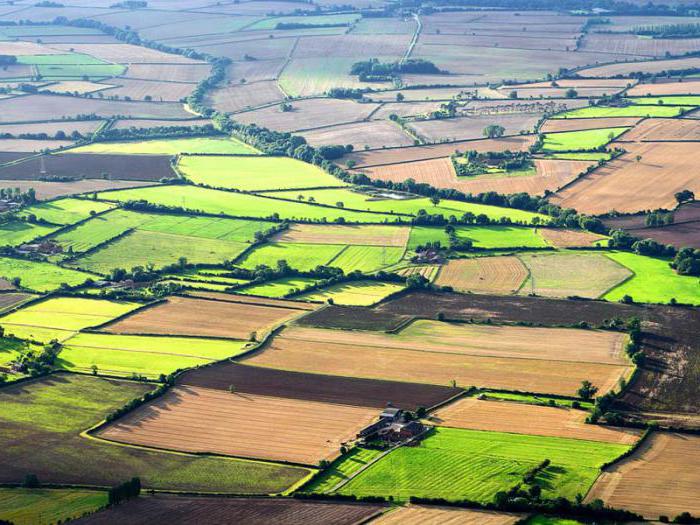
[675,189,695,204]
[578,380,598,400]
[483,124,505,139]
[430,195,441,206]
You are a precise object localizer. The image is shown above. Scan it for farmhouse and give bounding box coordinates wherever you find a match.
[358,405,426,444]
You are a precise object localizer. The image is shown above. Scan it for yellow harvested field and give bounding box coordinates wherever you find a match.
[397,265,440,281]
[434,257,527,294]
[98,386,376,466]
[274,224,410,247]
[103,296,304,339]
[626,79,700,96]
[586,432,700,519]
[540,228,607,248]
[375,506,522,525]
[186,291,317,310]
[245,324,631,396]
[618,118,700,142]
[432,398,641,444]
[550,142,700,214]
[540,117,641,133]
[0,41,64,55]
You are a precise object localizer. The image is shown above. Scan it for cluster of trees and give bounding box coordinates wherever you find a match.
[0,54,17,67]
[95,123,219,142]
[452,150,533,177]
[105,382,169,422]
[633,23,700,39]
[110,0,147,7]
[35,1,64,6]
[327,87,366,99]
[108,478,141,506]
[0,187,37,205]
[350,58,444,81]
[608,229,677,258]
[645,210,674,227]
[318,144,353,160]
[276,22,348,29]
[8,339,62,376]
[672,248,700,276]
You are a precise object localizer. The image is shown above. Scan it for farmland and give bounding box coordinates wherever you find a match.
[374,506,522,524]
[70,137,256,155]
[299,281,405,306]
[434,257,528,294]
[237,277,320,298]
[19,198,114,226]
[541,127,630,152]
[0,488,107,525]
[0,257,95,292]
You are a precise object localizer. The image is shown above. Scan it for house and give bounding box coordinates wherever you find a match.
[378,420,425,443]
[357,404,426,444]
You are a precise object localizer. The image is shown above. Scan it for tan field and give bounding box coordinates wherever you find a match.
[505,79,633,89]
[98,386,377,465]
[618,118,700,142]
[540,117,641,133]
[375,506,522,525]
[627,80,700,96]
[579,57,700,78]
[185,291,317,310]
[275,224,410,247]
[302,120,415,150]
[0,179,152,201]
[435,257,528,294]
[244,324,631,396]
[586,432,700,519]
[103,296,304,339]
[540,228,607,248]
[550,142,700,214]
[432,398,641,444]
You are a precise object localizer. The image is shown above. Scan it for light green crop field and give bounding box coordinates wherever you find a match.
[0,374,309,492]
[70,136,256,155]
[408,226,451,250]
[69,230,248,274]
[339,427,629,502]
[95,185,398,223]
[0,297,139,343]
[329,245,405,273]
[237,242,345,271]
[237,277,319,297]
[524,517,585,525]
[541,127,629,152]
[247,13,360,30]
[0,488,107,525]
[303,447,382,493]
[0,256,95,292]
[625,96,700,106]
[518,252,633,299]
[0,337,29,370]
[160,279,232,292]
[17,54,109,65]
[455,226,547,248]
[603,252,700,305]
[0,221,58,247]
[59,332,249,378]
[179,155,346,191]
[262,188,548,224]
[36,63,126,79]
[19,198,114,226]
[554,105,691,119]
[543,152,611,161]
[165,270,248,287]
[300,281,405,306]
[51,209,147,253]
[482,392,594,411]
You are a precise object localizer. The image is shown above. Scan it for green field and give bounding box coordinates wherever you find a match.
[59,332,249,378]
[299,280,405,306]
[408,226,451,250]
[51,209,147,253]
[481,392,594,411]
[603,251,700,305]
[625,96,700,106]
[0,297,140,343]
[179,155,346,191]
[237,242,344,271]
[0,488,107,525]
[0,337,30,371]
[0,256,95,292]
[338,427,629,502]
[95,185,398,223]
[36,63,126,79]
[237,277,319,297]
[247,13,360,30]
[165,270,249,287]
[455,226,547,248]
[554,105,692,119]
[0,374,309,492]
[19,198,114,226]
[303,447,382,493]
[0,221,58,247]
[541,127,629,152]
[70,137,257,155]
[17,54,110,66]
[160,279,231,292]
[542,152,612,161]
[330,245,405,273]
[69,229,249,274]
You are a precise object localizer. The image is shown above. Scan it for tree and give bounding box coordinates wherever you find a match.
[483,124,505,139]
[228,384,235,394]
[22,474,40,488]
[675,189,695,204]
[565,88,578,98]
[509,90,518,99]
[430,195,440,206]
[396,92,404,102]
[91,364,98,375]
[578,380,598,400]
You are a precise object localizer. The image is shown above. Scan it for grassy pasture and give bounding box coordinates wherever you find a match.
[59,332,249,378]
[625,96,700,106]
[329,245,405,273]
[554,105,692,119]
[603,251,700,305]
[0,488,107,525]
[299,281,405,306]
[237,242,344,271]
[455,226,547,248]
[70,137,256,155]
[246,13,360,30]
[541,127,629,152]
[0,374,308,492]
[0,256,95,292]
[0,221,58,247]
[303,447,382,493]
[17,54,108,65]
[36,64,125,79]
[339,427,629,502]
[19,198,114,226]
[237,277,320,297]
[408,226,451,250]
[482,391,594,411]
[51,209,147,253]
[543,152,612,161]
[179,155,346,191]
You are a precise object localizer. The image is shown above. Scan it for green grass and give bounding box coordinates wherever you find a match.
[0,221,58,247]
[554,105,692,119]
[37,64,126,80]
[0,257,95,292]
[51,209,147,253]
[0,337,30,370]
[603,251,700,305]
[299,280,405,306]
[96,185,397,223]
[59,332,249,378]
[524,517,586,525]
[164,270,249,287]
[0,297,140,343]
[0,488,107,525]
[481,392,594,411]
[329,245,405,273]
[237,277,319,297]
[17,54,109,66]
[408,226,451,250]
[339,427,629,502]
[0,374,309,492]
[625,96,700,106]
[303,447,382,493]
[541,127,629,152]
[179,155,346,191]
[160,279,232,292]
[237,242,344,271]
[247,13,360,30]
[455,226,547,248]
[70,137,257,155]
[542,152,611,161]
[68,230,249,274]
[19,198,114,226]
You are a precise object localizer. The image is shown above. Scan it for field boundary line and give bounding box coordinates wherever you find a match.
[597,253,637,300]
[325,244,349,267]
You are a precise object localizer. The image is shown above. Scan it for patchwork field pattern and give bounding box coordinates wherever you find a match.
[434,257,528,294]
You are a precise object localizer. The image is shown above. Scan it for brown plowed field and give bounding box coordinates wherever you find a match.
[433,397,640,444]
[275,224,410,247]
[206,80,285,113]
[578,57,700,78]
[185,291,317,310]
[103,296,303,339]
[74,495,386,525]
[178,362,461,410]
[540,117,641,133]
[603,202,700,248]
[375,506,521,525]
[50,43,204,64]
[550,142,700,214]
[99,386,378,465]
[617,118,700,142]
[302,120,415,150]
[123,64,211,83]
[585,432,700,518]
[0,139,73,152]
[540,228,607,247]
[295,305,410,332]
[434,257,527,294]
[0,179,152,200]
[0,292,33,312]
[244,324,631,396]
[408,113,540,142]
[627,79,700,96]
[101,79,196,102]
